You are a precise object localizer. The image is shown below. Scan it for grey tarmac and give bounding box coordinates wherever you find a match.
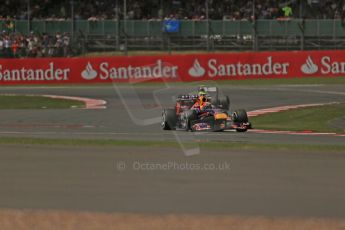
[0,84,345,218]
[0,144,345,218]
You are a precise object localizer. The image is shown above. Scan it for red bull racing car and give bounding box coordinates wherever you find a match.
[161,86,252,132]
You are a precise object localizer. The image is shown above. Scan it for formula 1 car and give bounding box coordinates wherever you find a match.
[161,86,252,132]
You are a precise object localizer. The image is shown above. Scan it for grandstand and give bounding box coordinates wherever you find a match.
[1,0,345,57]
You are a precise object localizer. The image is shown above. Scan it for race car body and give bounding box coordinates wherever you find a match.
[161,86,251,132]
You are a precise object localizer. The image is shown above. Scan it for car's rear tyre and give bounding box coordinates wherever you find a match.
[212,96,230,110]
[218,96,230,110]
[162,109,177,130]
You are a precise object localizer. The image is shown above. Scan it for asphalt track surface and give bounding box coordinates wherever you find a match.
[0,84,344,145]
[0,84,345,218]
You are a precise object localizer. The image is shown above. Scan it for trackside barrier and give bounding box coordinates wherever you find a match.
[0,50,345,84]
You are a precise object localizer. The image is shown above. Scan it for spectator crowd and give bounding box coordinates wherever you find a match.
[0,31,72,58]
[1,0,345,21]
[1,0,345,58]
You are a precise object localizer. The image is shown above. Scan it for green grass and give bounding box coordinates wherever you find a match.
[0,95,85,109]
[0,137,344,152]
[250,103,345,133]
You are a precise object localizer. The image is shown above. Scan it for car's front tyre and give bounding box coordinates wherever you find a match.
[162,109,177,130]
[233,109,249,132]
[182,110,197,131]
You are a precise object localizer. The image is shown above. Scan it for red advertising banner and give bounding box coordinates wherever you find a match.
[0,50,345,84]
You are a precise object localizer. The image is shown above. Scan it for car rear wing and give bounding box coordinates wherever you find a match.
[203,87,217,92]
[202,86,219,101]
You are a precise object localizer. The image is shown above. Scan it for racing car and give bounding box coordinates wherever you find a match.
[161,86,252,132]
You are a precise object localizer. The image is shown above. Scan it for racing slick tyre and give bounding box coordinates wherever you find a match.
[233,109,249,132]
[162,109,177,130]
[219,96,230,110]
[183,110,198,131]
[233,109,248,123]
[211,96,230,110]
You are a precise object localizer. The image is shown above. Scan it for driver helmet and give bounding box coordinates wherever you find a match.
[198,90,207,106]
[198,87,207,96]
[198,85,207,94]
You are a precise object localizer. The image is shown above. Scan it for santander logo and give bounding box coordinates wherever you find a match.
[81,62,98,80]
[188,59,205,77]
[301,56,318,74]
